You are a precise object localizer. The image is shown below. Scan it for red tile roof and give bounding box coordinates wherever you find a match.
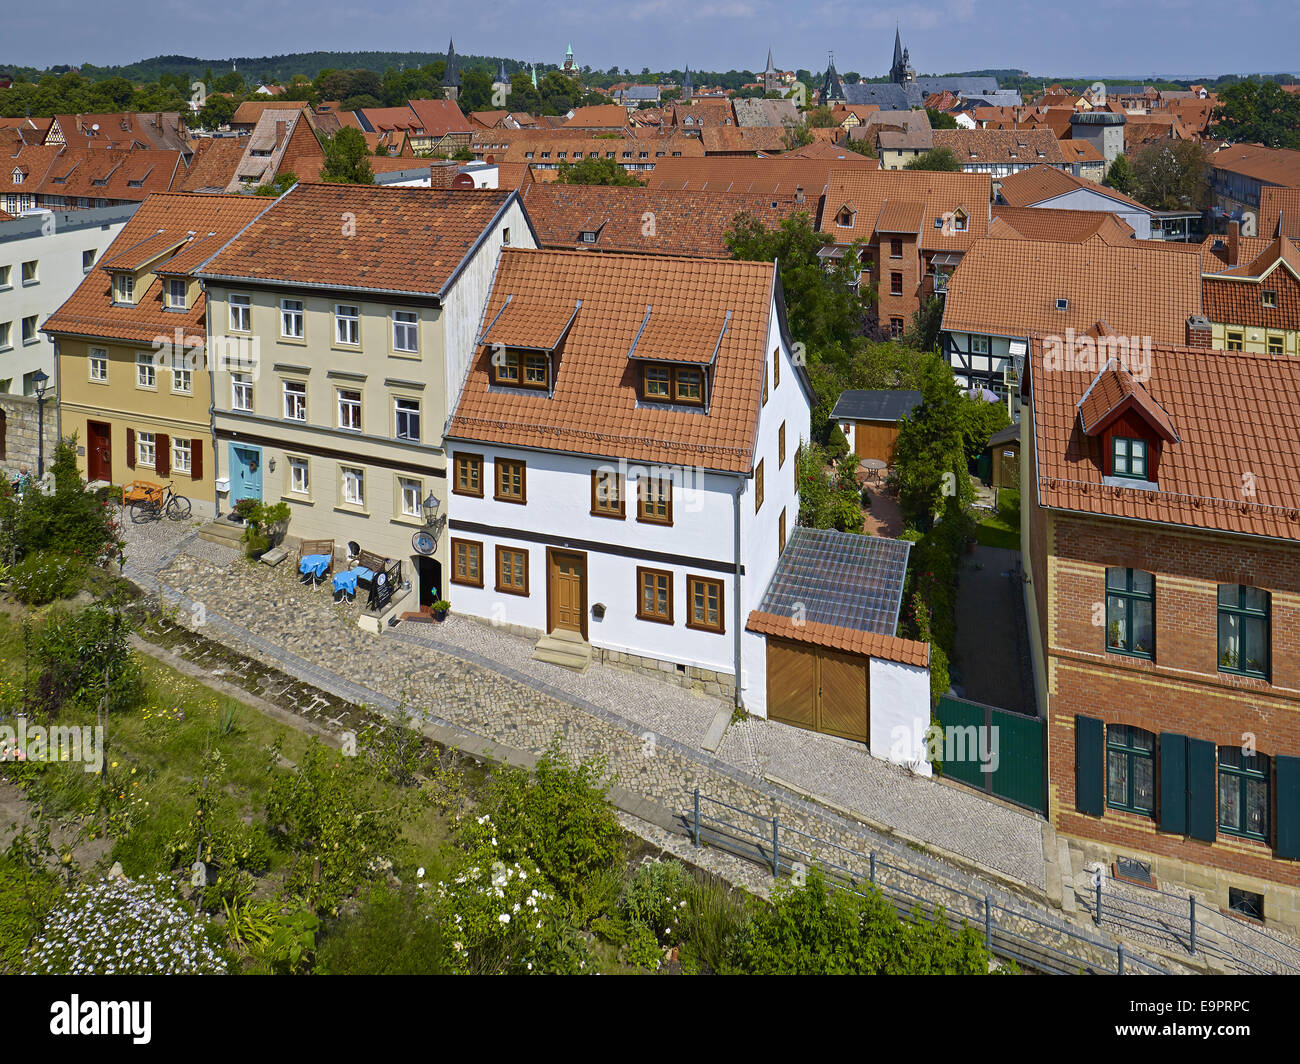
[943,236,1202,341]
[821,169,991,251]
[996,165,1152,212]
[198,182,518,298]
[745,611,929,666]
[646,156,876,195]
[990,205,1135,243]
[42,192,273,346]
[406,98,472,136]
[1209,144,1300,189]
[1260,187,1300,240]
[448,249,781,473]
[1029,337,1300,542]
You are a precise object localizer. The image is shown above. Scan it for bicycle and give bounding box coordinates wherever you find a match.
[128,480,193,523]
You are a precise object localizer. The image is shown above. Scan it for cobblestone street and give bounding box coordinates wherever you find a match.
[115,517,1300,973]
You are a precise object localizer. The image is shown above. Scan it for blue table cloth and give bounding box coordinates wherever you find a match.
[299,554,331,578]
[353,566,377,583]
[332,569,360,594]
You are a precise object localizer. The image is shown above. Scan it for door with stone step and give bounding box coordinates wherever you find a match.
[546,548,587,639]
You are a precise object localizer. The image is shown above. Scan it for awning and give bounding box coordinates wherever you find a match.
[930,251,964,267]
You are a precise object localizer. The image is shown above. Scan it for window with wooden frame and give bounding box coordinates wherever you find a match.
[495,546,528,595]
[637,567,673,624]
[637,473,672,525]
[641,363,703,405]
[778,422,786,467]
[773,347,780,390]
[686,575,724,633]
[491,349,549,389]
[762,364,768,405]
[451,539,484,587]
[495,457,526,503]
[755,459,765,513]
[590,467,625,518]
[452,452,483,497]
[779,507,787,553]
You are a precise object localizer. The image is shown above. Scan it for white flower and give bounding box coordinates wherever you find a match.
[499,913,511,924]
[417,867,425,879]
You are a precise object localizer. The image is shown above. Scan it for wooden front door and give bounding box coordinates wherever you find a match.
[87,421,112,482]
[767,637,869,744]
[547,549,587,638]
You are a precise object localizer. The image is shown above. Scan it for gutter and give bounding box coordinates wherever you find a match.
[733,474,744,710]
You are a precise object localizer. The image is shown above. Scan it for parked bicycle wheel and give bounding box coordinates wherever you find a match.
[129,500,154,523]
[165,493,192,521]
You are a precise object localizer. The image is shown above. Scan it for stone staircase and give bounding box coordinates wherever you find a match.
[196,518,245,550]
[531,628,592,672]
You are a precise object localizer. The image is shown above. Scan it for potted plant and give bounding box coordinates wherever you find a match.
[431,598,451,622]
[231,497,259,525]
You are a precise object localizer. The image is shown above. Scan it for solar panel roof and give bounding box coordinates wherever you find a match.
[756,526,911,636]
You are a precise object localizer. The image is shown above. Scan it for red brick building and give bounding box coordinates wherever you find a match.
[1023,335,1300,928]
[818,170,990,337]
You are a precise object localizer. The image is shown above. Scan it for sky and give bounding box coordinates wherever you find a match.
[6,0,1298,79]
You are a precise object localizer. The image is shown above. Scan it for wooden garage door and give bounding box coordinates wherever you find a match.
[854,421,898,463]
[767,638,868,744]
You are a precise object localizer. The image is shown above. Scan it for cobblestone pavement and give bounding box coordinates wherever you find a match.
[118,521,1205,972]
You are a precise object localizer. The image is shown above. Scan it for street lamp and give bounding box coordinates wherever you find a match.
[31,369,50,478]
[421,490,442,528]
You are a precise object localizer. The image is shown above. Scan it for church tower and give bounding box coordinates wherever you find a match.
[890,26,916,84]
[762,48,779,94]
[442,39,461,101]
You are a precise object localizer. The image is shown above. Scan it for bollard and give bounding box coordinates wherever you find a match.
[1095,874,1103,926]
[870,851,876,885]
[1117,943,1125,975]
[692,788,700,848]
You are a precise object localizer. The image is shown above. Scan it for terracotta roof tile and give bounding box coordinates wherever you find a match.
[199,182,516,297]
[448,249,778,473]
[646,156,876,196]
[745,611,930,666]
[942,236,1201,341]
[519,182,808,257]
[1209,144,1300,189]
[996,165,1152,212]
[990,205,1135,243]
[1076,360,1178,440]
[1030,337,1300,542]
[1261,187,1300,240]
[822,169,990,251]
[480,298,579,350]
[42,192,273,345]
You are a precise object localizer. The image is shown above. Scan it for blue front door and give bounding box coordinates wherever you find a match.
[229,444,263,503]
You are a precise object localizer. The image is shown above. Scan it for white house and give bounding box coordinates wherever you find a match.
[1,203,136,396]
[994,165,1157,239]
[444,248,811,709]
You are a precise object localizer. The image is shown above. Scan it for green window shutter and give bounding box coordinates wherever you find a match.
[1075,715,1105,816]
[1159,733,1188,835]
[1277,755,1300,860]
[1187,738,1217,842]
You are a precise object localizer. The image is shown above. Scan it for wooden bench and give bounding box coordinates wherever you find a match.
[122,479,163,504]
[298,539,335,584]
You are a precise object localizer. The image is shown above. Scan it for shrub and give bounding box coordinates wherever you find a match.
[678,876,748,975]
[9,551,86,605]
[618,859,693,943]
[31,603,143,720]
[722,867,991,975]
[26,873,226,974]
[472,743,623,911]
[0,844,60,974]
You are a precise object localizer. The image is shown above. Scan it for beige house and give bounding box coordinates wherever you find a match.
[197,182,535,620]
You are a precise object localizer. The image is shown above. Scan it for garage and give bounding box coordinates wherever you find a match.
[829,389,922,463]
[766,637,868,742]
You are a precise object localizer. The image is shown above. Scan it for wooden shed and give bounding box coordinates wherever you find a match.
[830,389,922,463]
[984,422,1020,491]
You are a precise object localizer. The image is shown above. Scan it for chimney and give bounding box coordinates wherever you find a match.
[1185,315,1212,349]
[428,159,458,189]
[1227,220,1240,267]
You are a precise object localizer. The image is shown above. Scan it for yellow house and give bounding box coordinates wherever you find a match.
[44,192,273,509]
[197,182,534,619]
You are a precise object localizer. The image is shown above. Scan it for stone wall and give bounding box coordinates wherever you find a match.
[0,394,61,480]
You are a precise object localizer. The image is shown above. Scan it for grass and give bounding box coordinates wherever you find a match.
[0,611,454,883]
[974,509,1020,551]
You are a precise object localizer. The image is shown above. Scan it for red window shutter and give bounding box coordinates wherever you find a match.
[126,427,135,470]
[190,438,203,481]
[155,433,170,477]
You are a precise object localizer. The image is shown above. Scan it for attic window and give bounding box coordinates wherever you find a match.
[10,168,22,184]
[642,364,703,405]
[1056,298,1069,311]
[1112,437,1148,480]
[491,349,550,390]
[581,231,597,243]
[836,207,854,227]
[1262,290,1278,308]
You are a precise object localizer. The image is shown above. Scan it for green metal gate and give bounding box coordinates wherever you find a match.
[935,695,1045,814]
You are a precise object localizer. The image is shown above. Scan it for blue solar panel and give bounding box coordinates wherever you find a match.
[756,526,911,636]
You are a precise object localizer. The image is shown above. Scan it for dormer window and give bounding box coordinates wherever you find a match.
[642,364,702,404]
[835,205,855,227]
[166,279,187,310]
[11,168,22,185]
[952,209,968,231]
[492,349,549,389]
[1111,436,1148,479]
[114,273,135,304]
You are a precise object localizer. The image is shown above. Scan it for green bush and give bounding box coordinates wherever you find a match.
[618,859,693,942]
[722,867,992,974]
[678,876,748,975]
[0,846,60,974]
[825,424,850,461]
[619,918,664,970]
[31,603,144,720]
[473,743,624,911]
[8,551,87,605]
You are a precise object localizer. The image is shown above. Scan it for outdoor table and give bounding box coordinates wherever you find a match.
[299,554,331,582]
[861,459,888,482]
[332,569,359,602]
[352,566,377,592]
